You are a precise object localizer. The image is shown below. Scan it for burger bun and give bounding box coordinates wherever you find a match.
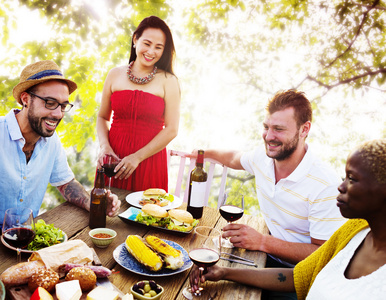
[168,209,194,224]
[143,188,166,199]
[141,204,168,218]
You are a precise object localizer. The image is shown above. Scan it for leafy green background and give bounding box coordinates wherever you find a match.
[1,0,385,215]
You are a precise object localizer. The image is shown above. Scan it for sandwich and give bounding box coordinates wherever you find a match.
[135,204,169,227]
[167,209,198,232]
[139,188,172,207]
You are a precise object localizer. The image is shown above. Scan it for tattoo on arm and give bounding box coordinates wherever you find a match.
[278,273,287,282]
[57,179,90,211]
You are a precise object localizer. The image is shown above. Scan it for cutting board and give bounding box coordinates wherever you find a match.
[7,278,123,300]
[6,248,124,300]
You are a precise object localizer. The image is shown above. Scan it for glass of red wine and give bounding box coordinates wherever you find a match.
[2,208,35,262]
[183,226,221,299]
[102,154,121,190]
[219,193,244,248]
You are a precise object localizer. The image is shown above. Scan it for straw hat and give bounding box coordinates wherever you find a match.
[13,60,77,105]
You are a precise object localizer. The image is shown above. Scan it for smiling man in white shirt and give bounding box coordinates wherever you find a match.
[200,89,346,300]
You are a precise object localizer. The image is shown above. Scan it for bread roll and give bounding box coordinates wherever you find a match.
[168,209,194,223]
[65,267,97,292]
[0,260,45,287]
[141,204,168,218]
[143,188,166,198]
[28,267,59,292]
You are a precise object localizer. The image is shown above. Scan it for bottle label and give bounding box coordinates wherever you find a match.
[190,181,206,207]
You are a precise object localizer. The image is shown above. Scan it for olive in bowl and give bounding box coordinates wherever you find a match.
[89,228,117,248]
[131,280,164,300]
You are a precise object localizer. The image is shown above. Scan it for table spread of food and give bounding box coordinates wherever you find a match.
[0,190,201,300]
[0,188,267,300]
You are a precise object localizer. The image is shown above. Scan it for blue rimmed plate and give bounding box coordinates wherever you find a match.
[113,239,192,277]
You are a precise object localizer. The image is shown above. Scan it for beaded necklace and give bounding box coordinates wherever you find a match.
[126,61,157,85]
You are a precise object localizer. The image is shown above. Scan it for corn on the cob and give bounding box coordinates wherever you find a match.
[125,235,163,272]
[145,235,184,270]
[145,235,181,257]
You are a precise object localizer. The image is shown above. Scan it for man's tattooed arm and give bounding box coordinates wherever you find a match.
[57,179,90,211]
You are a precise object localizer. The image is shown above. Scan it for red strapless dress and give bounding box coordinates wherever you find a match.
[107,90,168,192]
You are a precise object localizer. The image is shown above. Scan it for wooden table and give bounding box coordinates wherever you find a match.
[0,188,268,299]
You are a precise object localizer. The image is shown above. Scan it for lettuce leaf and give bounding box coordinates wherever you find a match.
[27,219,64,251]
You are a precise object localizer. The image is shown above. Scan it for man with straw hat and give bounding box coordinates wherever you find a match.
[0,60,121,222]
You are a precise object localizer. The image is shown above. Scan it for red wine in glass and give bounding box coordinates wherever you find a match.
[103,163,118,178]
[3,227,35,249]
[2,207,35,262]
[189,248,220,268]
[220,194,244,248]
[102,154,121,189]
[183,226,221,299]
[219,205,244,222]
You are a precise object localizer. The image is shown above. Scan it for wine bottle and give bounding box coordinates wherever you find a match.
[89,167,107,228]
[187,150,207,218]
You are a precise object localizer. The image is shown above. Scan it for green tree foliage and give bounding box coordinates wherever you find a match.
[0,0,384,213]
[182,0,386,94]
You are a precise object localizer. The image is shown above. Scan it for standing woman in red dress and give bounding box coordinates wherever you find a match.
[97,16,180,192]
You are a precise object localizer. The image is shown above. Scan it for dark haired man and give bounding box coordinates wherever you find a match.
[0,60,121,222]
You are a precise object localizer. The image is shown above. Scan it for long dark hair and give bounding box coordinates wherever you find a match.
[129,16,176,75]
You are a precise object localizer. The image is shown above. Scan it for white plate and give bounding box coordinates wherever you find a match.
[125,191,183,210]
[113,239,192,277]
[1,232,67,253]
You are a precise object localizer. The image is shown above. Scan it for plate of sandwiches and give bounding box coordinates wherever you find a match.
[125,188,183,210]
[119,204,199,235]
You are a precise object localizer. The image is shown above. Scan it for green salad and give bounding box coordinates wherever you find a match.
[27,219,65,251]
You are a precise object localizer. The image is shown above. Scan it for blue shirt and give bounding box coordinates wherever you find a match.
[0,109,74,221]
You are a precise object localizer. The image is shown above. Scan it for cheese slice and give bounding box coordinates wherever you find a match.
[86,286,119,300]
[56,280,82,300]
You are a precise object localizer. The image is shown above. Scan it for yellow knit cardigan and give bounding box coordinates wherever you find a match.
[293,218,369,300]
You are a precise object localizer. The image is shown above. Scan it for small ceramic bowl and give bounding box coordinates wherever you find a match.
[89,228,117,248]
[130,281,164,300]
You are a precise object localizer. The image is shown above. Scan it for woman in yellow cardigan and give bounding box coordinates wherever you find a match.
[189,139,386,300]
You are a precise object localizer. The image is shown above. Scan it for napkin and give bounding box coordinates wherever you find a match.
[29,239,93,274]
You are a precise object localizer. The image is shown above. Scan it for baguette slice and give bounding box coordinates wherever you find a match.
[125,235,163,272]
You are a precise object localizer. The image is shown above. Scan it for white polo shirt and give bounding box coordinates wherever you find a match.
[241,145,346,249]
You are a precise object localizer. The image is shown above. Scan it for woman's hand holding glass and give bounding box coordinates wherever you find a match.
[183,226,222,299]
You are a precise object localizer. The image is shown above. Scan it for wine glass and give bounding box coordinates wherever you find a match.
[102,154,121,190]
[2,208,35,262]
[219,193,244,248]
[183,226,221,299]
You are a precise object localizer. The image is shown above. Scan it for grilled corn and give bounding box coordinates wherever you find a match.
[145,235,184,270]
[125,235,163,272]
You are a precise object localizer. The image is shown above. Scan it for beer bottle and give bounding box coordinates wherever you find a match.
[89,167,107,228]
[187,150,207,218]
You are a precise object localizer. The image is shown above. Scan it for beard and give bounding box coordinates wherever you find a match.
[28,103,61,137]
[265,130,300,161]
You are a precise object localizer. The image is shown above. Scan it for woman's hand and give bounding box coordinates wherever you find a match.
[115,153,141,180]
[97,145,118,168]
[189,265,226,293]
